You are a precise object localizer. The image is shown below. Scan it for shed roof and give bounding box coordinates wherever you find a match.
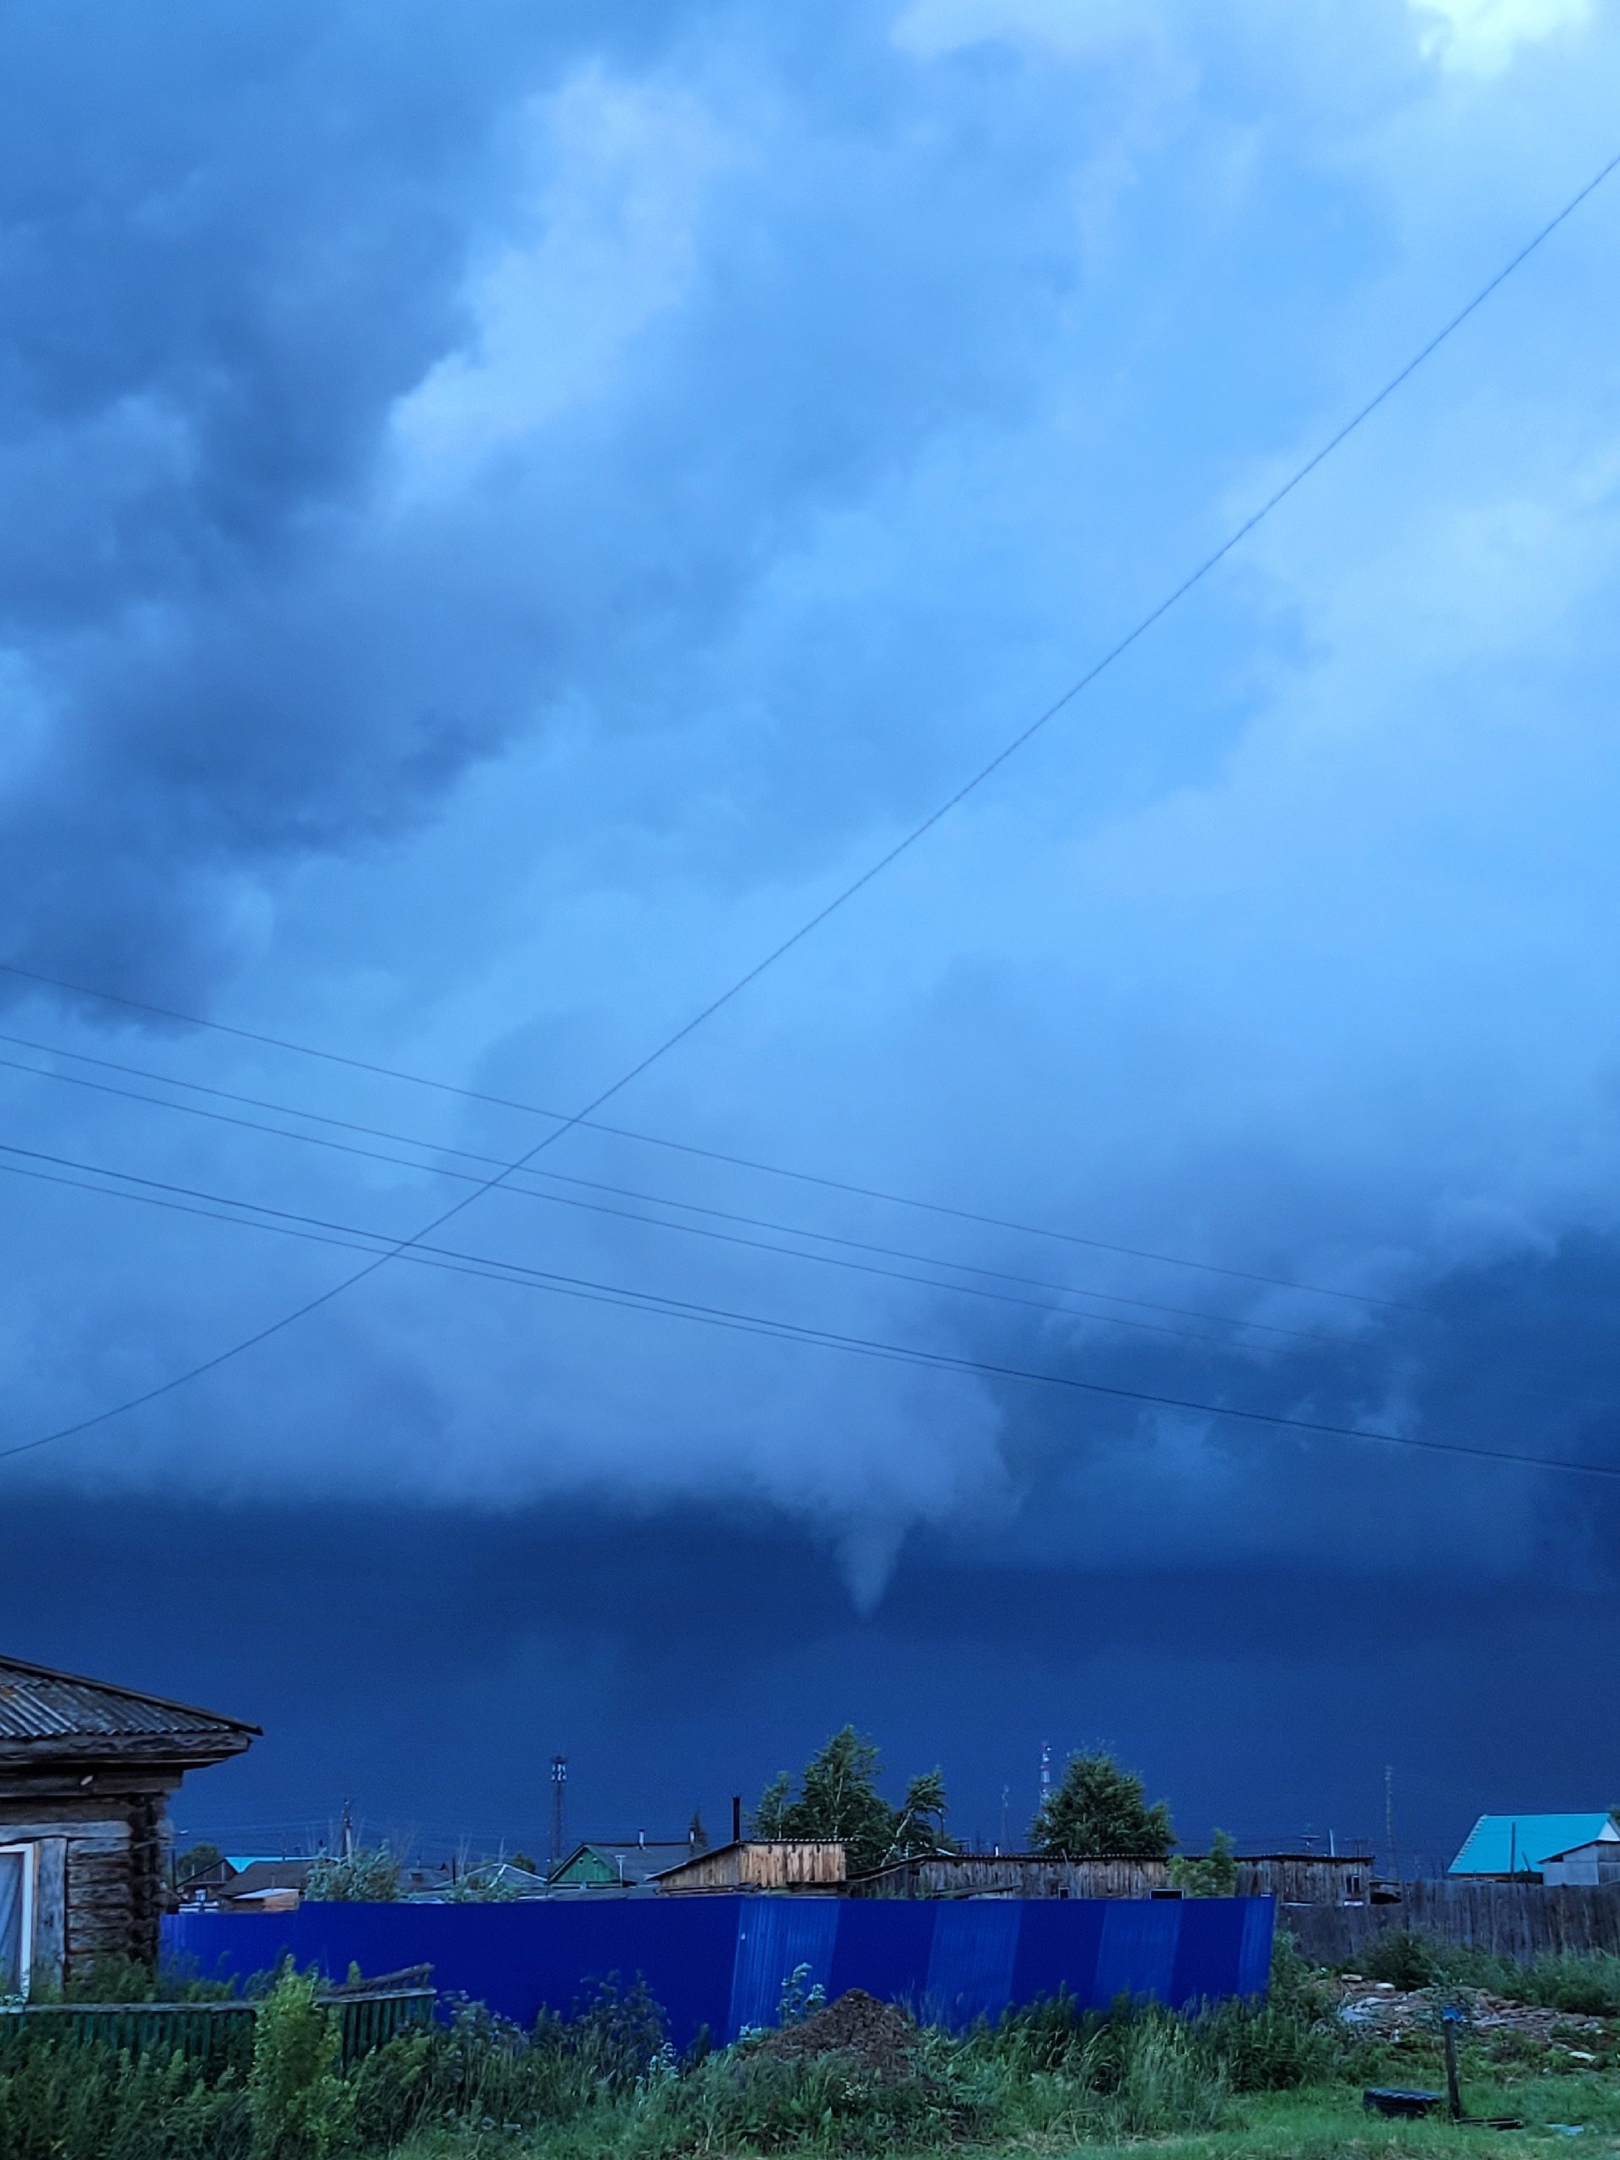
[0,1652,259,1767]
[551,1840,695,1885]
[1449,1814,1618,1875]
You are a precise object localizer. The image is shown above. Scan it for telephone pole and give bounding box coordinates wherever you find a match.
[1384,1765,1397,1881]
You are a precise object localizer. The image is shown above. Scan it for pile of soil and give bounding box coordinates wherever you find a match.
[761,1990,922,2078]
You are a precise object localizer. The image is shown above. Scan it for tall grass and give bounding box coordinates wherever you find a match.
[0,1941,1360,2159]
[1359,1930,1620,2017]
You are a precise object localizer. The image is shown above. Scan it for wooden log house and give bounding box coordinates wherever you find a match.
[0,1653,258,1994]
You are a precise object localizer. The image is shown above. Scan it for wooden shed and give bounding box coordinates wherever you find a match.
[652,1840,846,1894]
[0,1653,258,1994]
[849,1850,1378,1903]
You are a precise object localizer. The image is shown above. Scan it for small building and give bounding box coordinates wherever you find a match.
[653,1840,847,1894]
[550,1838,697,1889]
[1539,1839,1620,1888]
[214,1860,314,1913]
[849,1850,1379,1903]
[1449,1814,1618,1881]
[0,1652,258,1993]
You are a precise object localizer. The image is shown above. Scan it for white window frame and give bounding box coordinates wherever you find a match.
[0,1841,37,2000]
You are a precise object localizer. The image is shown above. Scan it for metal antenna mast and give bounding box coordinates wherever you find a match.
[550,1755,568,1870]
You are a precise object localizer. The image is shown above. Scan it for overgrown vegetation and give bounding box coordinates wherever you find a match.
[305,1847,403,1903]
[8,1934,1620,2158]
[1357,1927,1620,2016]
[1170,1829,1239,1897]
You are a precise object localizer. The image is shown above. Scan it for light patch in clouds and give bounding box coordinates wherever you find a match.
[891,0,1164,60]
[393,70,731,486]
[1411,0,1592,72]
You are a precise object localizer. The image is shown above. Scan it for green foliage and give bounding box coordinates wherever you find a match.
[304,1846,402,1903]
[0,1934,1420,2160]
[443,1871,521,1903]
[1360,1928,1441,1991]
[1169,1828,1239,1897]
[0,2020,249,2159]
[248,1964,351,2160]
[1362,1931,1620,2018]
[622,2032,978,2156]
[1030,1748,1176,1858]
[173,1840,226,1889]
[751,1727,954,1876]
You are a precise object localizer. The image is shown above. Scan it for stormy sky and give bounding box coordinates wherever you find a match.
[3,0,1620,1863]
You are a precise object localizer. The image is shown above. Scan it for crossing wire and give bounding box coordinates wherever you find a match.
[3,139,1617,1469]
[0,1138,1614,1482]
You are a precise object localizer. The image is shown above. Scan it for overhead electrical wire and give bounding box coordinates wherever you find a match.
[0,1032,1338,1345]
[3,139,1617,1469]
[0,1138,1612,1484]
[0,1135,1276,1353]
[0,966,1397,1309]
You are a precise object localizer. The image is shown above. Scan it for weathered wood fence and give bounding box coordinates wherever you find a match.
[0,1987,435,2066]
[1286,1882,1620,1964]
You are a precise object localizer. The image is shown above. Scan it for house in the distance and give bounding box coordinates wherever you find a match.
[0,1652,258,1993]
[549,1837,697,1889]
[1449,1814,1619,1881]
[1540,1838,1620,1888]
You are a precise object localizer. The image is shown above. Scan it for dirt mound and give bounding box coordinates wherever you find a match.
[761,1990,921,2077]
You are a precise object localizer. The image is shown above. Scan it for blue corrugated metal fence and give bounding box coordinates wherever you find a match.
[164,1895,1272,2046]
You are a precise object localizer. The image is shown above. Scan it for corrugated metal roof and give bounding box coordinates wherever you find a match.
[1449,1813,1617,1874]
[0,1653,259,1746]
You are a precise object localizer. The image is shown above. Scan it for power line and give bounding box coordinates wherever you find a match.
[0,1137,1613,1484]
[0,1133,1282,1354]
[0,1032,1337,1344]
[0,970,1398,1310]
[4,140,1617,1466]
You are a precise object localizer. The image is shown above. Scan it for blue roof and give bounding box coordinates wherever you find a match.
[1449,1814,1616,1875]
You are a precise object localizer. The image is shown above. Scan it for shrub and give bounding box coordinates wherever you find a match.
[0,2023,248,2160]
[1169,1829,1239,1898]
[1362,1929,1439,1991]
[248,1965,350,2160]
[303,1847,401,1903]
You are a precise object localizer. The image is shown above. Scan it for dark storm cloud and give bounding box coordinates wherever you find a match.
[4,1484,1614,1864]
[0,0,1618,1640]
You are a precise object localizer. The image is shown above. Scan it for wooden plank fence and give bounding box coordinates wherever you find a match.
[1286,1882,1620,1965]
[0,1987,435,2066]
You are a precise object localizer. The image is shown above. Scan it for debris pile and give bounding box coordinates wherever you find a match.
[1334,1975,1608,2050]
[761,1990,922,2077]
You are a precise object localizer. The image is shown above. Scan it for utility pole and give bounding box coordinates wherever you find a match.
[999,1785,1010,1855]
[550,1755,568,1870]
[1039,1743,1051,1820]
[340,1799,354,1860]
[1384,1766,1397,1881]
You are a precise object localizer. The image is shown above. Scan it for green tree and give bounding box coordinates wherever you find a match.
[173,1840,225,1889]
[750,1726,955,1876]
[1168,1828,1238,1896]
[303,1844,402,1902]
[1030,1750,1175,1858]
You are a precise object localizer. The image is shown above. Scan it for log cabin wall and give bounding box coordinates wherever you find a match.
[0,1651,259,1989]
[0,1790,174,1973]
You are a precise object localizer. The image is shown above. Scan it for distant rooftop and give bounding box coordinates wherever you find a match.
[1449,1814,1618,1875]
